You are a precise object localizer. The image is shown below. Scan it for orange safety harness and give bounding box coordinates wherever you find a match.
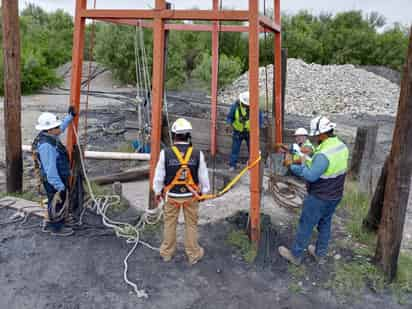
[163,146,200,208]
[162,146,262,208]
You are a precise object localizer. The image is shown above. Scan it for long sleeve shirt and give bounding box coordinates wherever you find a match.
[226,101,264,129]
[290,153,329,183]
[38,114,73,191]
[153,146,210,196]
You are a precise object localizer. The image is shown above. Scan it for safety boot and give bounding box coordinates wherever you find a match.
[278,246,301,265]
[51,226,74,237]
[308,245,327,265]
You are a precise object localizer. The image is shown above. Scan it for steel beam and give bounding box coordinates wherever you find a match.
[210,0,219,160]
[81,9,249,21]
[149,0,167,208]
[248,0,261,244]
[259,15,281,32]
[274,0,283,144]
[67,0,87,160]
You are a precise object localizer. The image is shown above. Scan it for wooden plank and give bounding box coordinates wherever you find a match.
[0,197,47,218]
[375,27,412,281]
[2,0,23,193]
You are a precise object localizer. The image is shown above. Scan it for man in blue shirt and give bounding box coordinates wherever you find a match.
[226,91,263,172]
[278,116,349,265]
[33,106,76,236]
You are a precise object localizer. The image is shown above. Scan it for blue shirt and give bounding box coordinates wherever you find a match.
[226,101,264,129]
[38,114,73,191]
[290,153,329,183]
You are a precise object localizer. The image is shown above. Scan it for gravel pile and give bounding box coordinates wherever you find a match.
[219,58,400,116]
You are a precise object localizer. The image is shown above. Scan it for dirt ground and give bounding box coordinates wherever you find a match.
[0,203,410,309]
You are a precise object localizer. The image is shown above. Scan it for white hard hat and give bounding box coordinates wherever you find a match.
[294,127,308,136]
[239,91,250,106]
[171,118,192,134]
[309,116,336,136]
[35,112,62,131]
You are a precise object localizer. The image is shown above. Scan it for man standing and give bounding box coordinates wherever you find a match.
[153,118,210,265]
[33,106,76,236]
[226,91,263,172]
[291,127,314,163]
[279,116,349,264]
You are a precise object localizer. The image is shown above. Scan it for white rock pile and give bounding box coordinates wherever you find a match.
[219,58,400,116]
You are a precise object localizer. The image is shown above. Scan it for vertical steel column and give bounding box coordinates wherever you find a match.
[67,0,87,160]
[248,0,261,244]
[149,0,166,207]
[210,0,220,192]
[274,0,283,144]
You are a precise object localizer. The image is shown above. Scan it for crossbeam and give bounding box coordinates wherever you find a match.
[81,9,250,22]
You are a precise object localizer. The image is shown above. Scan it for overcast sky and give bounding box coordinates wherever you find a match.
[17,0,412,27]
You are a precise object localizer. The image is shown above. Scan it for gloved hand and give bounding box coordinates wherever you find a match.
[293,158,303,165]
[68,105,77,117]
[300,146,312,155]
[275,143,289,153]
[283,158,293,167]
[155,194,163,204]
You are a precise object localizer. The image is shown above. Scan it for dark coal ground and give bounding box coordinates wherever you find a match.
[0,205,408,309]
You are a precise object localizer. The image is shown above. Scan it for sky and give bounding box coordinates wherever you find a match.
[17,0,412,27]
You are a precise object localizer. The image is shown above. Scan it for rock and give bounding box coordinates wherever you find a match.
[218,58,400,118]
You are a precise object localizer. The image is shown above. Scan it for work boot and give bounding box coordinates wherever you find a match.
[65,213,79,227]
[51,226,74,237]
[308,245,327,265]
[189,247,204,265]
[278,246,301,265]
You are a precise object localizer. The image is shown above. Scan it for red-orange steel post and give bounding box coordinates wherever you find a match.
[248,0,261,244]
[210,0,219,159]
[149,0,167,208]
[274,0,283,143]
[66,0,87,160]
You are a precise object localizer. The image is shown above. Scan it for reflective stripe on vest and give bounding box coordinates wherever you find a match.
[232,104,250,132]
[315,137,349,179]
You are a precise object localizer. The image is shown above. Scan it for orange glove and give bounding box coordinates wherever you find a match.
[293,158,302,165]
[283,159,293,167]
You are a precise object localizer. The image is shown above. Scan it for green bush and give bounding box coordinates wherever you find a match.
[193,52,243,89]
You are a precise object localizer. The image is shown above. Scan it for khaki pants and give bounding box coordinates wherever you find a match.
[160,196,204,264]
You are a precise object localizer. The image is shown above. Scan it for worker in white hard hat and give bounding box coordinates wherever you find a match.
[279,116,349,265]
[32,106,76,236]
[226,91,263,172]
[291,127,314,164]
[153,118,210,265]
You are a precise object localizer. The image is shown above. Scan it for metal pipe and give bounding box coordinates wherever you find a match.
[274,0,283,144]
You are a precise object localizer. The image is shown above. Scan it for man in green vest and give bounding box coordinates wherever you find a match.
[226,91,263,172]
[291,127,314,163]
[278,116,349,265]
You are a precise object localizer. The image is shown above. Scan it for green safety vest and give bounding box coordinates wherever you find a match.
[309,136,349,179]
[232,103,250,132]
[293,139,314,161]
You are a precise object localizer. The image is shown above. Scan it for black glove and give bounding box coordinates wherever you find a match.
[68,105,77,117]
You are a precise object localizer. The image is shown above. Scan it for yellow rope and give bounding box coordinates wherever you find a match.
[198,155,262,201]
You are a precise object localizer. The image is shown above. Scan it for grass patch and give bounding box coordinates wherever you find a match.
[340,181,376,247]
[288,282,303,294]
[391,254,412,304]
[0,191,41,203]
[226,229,257,263]
[85,181,129,213]
[288,264,306,280]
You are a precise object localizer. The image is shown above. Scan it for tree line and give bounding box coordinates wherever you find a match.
[0,5,409,95]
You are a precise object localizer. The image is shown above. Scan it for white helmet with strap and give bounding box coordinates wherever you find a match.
[294,127,308,136]
[35,112,62,131]
[309,116,336,136]
[171,118,192,134]
[238,91,250,106]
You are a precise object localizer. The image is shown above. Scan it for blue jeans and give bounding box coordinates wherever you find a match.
[291,194,341,258]
[43,181,67,231]
[229,131,249,168]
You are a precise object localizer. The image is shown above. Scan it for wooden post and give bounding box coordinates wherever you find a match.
[273,0,282,144]
[363,156,389,231]
[375,27,412,281]
[149,0,166,208]
[248,0,261,244]
[2,0,23,193]
[350,125,378,195]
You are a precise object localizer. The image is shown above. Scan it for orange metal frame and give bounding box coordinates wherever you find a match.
[67,0,282,244]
